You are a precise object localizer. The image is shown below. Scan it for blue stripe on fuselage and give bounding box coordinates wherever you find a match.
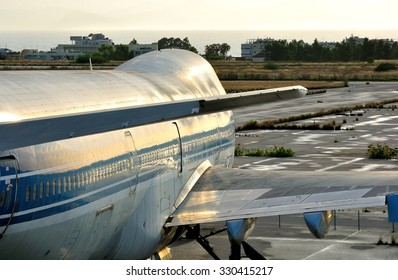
[0,124,235,227]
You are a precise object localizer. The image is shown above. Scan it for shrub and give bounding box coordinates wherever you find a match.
[367,143,398,159]
[264,62,279,70]
[266,146,295,157]
[374,63,397,72]
[239,119,259,130]
[76,53,108,64]
[235,145,295,157]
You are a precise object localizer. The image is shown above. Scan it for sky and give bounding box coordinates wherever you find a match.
[1,0,398,31]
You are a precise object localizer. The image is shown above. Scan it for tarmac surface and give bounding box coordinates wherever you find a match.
[170,81,398,260]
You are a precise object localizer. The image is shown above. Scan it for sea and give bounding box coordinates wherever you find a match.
[1,29,397,58]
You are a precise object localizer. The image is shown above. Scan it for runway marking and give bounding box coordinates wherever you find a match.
[253,158,276,164]
[315,158,364,171]
[353,116,398,127]
[292,131,309,135]
[248,235,363,244]
[238,158,275,168]
[303,231,359,260]
[241,141,258,145]
[315,146,353,149]
[353,163,398,172]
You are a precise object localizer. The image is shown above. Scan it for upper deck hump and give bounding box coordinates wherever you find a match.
[0,49,225,123]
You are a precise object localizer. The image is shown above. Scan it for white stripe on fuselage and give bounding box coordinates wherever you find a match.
[2,138,234,223]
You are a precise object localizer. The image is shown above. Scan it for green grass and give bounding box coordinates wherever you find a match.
[235,145,295,157]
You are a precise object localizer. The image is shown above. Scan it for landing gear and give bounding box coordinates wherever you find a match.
[229,241,266,260]
[229,242,241,260]
[184,221,266,260]
[184,225,225,260]
[241,241,266,260]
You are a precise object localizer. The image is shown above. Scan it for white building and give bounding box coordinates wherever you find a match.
[241,38,273,60]
[128,43,158,57]
[20,49,50,60]
[50,33,114,60]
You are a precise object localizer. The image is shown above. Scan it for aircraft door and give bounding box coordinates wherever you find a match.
[172,122,183,174]
[171,122,184,201]
[0,157,19,237]
[124,131,138,195]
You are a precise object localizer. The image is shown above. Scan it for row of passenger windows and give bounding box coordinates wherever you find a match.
[24,158,132,202]
[23,143,178,203]
[140,145,179,166]
[22,131,234,203]
[182,130,233,153]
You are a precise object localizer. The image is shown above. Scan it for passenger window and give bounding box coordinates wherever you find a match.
[72,175,76,189]
[79,173,83,188]
[81,173,85,187]
[68,177,72,191]
[58,178,62,194]
[75,174,79,189]
[52,180,56,195]
[63,177,67,192]
[33,184,37,200]
[40,183,44,199]
[46,181,50,197]
[25,185,31,202]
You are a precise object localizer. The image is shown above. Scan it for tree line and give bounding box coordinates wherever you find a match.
[77,37,201,63]
[261,37,398,62]
[76,37,232,63]
[77,35,398,63]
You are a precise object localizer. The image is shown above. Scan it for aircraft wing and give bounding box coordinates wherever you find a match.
[0,86,306,151]
[166,166,398,226]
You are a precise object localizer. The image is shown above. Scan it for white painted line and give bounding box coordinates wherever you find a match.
[248,235,363,244]
[238,158,275,168]
[292,130,309,135]
[242,141,258,145]
[253,158,276,164]
[315,146,353,150]
[316,158,364,171]
[303,231,359,260]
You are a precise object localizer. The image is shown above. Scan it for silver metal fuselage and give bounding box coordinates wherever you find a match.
[0,50,235,259]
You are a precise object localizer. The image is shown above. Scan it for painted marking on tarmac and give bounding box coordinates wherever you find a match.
[303,231,360,260]
[292,130,309,135]
[253,158,276,165]
[238,158,275,168]
[369,115,382,119]
[248,235,363,244]
[315,158,364,171]
[353,116,398,127]
[241,141,258,146]
[315,146,354,150]
[353,163,398,172]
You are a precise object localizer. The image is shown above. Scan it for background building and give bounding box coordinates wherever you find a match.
[241,38,274,60]
[129,43,158,57]
[50,33,114,60]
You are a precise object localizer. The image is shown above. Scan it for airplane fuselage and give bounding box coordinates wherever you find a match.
[1,111,235,259]
[0,50,235,259]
